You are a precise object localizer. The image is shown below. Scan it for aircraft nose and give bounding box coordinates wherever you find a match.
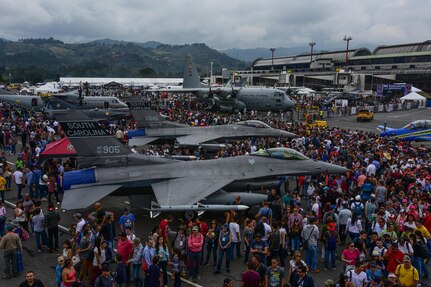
[284,98,295,110]
[315,161,348,175]
[280,130,296,138]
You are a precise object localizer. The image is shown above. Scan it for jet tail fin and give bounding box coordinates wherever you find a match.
[127,102,167,128]
[182,55,202,89]
[59,121,132,157]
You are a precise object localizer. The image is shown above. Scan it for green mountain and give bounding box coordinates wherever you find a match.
[0,38,249,83]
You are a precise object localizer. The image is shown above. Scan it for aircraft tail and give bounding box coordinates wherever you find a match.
[127,102,166,128]
[182,55,202,89]
[59,121,132,158]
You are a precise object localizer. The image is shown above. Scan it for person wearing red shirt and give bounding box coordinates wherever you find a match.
[241,261,261,287]
[159,215,173,241]
[117,232,133,285]
[383,242,405,273]
[422,208,431,233]
[194,217,209,238]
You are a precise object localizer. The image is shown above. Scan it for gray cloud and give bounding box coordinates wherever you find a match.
[0,0,430,49]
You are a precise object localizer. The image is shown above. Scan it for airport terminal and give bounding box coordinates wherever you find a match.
[237,40,431,92]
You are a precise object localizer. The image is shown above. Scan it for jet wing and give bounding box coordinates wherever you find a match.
[151,177,235,206]
[176,134,220,146]
[61,184,122,210]
[128,137,159,146]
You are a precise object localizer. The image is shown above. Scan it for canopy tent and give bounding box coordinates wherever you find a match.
[400,92,426,108]
[40,137,76,159]
[34,82,61,94]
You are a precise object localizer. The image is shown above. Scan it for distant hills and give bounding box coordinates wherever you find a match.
[0,38,249,83]
[0,37,378,83]
[221,47,310,62]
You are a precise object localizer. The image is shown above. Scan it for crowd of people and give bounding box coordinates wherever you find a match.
[0,90,429,287]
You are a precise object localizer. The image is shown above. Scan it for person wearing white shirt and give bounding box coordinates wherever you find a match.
[346,263,368,287]
[229,218,241,260]
[12,168,24,199]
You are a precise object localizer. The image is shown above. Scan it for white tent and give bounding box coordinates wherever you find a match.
[34,82,61,94]
[400,92,426,108]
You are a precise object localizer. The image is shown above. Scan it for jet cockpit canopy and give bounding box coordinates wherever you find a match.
[251,148,308,160]
[403,120,431,130]
[236,120,271,128]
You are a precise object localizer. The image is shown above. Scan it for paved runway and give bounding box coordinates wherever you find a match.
[2,107,431,287]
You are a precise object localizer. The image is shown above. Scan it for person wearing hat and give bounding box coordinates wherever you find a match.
[324,279,335,287]
[387,272,398,285]
[395,255,419,287]
[119,208,135,233]
[169,225,187,259]
[223,277,233,287]
[365,261,383,283]
[215,224,232,274]
[323,221,338,270]
[0,224,23,279]
[188,225,204,281]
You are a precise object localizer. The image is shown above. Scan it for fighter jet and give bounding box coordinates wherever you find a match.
[59,120,347,214]
[126,102,295,147]
[0,92,129,111]
[154,56,295,112]
[378,120,431,141]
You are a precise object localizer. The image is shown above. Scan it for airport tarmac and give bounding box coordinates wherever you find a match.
[2,107,431,287]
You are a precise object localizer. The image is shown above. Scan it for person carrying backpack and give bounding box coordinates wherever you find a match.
[323,222,338,270]
[255,200,273,226]
[351,196,364,219]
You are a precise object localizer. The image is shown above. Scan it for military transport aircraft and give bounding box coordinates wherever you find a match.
[378,120,431,141]
[0,92,129,111]
[126,102,295,147]
[154,56,295,112]
[59,120,347,216]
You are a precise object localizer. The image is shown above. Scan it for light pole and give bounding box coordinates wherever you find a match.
[210,61,214,84]
[309,42,316,64]
[343,35,352,66]
[270,48,276,70]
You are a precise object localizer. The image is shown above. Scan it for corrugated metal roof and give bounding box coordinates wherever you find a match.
[373,40,431,55]
[253,48,371,67]
[351,50,431,60]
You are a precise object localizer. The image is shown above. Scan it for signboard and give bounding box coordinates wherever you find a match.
[376,83,411,96]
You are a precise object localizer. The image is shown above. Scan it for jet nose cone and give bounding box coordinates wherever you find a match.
[316,161,349,175]
[280,130,296,138]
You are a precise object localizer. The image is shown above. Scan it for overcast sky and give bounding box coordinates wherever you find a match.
[0,0,430,50]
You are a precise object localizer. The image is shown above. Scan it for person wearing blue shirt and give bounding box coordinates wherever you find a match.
[119,208,135,233]
[366,262,383,281]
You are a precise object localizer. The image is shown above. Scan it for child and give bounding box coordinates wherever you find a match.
[149,255,162,287]
[113,253,126,287]
[170,248,181,287]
